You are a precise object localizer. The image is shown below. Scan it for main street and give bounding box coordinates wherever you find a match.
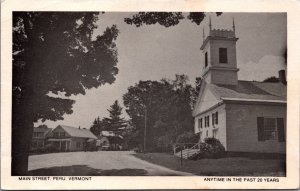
[28,151,193,176]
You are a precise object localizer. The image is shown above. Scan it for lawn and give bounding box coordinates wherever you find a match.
[134,152,286,176]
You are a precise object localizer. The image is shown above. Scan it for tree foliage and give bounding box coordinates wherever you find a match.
[124,12,222,27]
[123,74,196,151]
[90,100,127,136]
[12,12,119,175]
[105,100,127,131]
[90,117,109,136]
[263,76,280,83]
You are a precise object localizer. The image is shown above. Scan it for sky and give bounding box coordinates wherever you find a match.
[40,12,287,129]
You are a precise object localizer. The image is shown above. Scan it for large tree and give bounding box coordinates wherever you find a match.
[123,75,195,151]
[12,12,119,175]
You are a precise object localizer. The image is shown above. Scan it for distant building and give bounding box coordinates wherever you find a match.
[193,18,286,154]
[96,131,125,150]
[47,125,97,152]
[30,125,51,151]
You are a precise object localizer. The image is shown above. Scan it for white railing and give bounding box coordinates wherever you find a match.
[173,142,201,160]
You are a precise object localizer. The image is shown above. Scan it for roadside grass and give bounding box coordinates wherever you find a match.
[134,152,286,176]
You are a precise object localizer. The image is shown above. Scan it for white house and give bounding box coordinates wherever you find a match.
[193,19,286,154]
[47,125,97,152]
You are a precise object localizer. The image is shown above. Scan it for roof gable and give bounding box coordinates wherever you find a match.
[193,81,221,116]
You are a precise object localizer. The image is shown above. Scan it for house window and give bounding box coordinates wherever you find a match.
[216,112,218,124]
[206,130,208,137]
[205,52,208,67]
[219,48,228,63]
[53,132,59,137]
[76,142,81,148]
[60,132,65,137]
[257,117,285,142]
[213,129,218,138]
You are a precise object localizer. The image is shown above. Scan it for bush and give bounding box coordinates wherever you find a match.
[194,138,225,159]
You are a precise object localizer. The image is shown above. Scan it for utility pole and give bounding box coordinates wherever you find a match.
[143,106,147,153]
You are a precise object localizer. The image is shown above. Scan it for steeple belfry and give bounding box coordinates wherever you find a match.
[200,17,239,85]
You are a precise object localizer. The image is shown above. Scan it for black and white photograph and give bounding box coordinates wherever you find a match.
[10,11,288,177]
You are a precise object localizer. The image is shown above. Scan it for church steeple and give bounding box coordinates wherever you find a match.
[200,17,239,85]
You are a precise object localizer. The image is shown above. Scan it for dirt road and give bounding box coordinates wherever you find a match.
[28,151,193,176]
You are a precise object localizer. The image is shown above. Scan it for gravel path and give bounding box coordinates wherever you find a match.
[28,151,193,176]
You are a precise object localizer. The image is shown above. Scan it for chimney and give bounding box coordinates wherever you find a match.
[78,126,81,129]
[278,70,287,84]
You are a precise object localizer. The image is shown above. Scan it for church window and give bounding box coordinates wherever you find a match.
[219,48,228,63]
[257,117,285,142]
[198,118,203,129]
[207,115,209,127]
[212,112,219,126]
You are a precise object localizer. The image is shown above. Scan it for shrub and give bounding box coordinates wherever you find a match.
[194,138,225,159]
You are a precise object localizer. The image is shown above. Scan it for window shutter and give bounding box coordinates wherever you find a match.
[257,117,265,141]
[277,118,285,142]
[212,113,215,125]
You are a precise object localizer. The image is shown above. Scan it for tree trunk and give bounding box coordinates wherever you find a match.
[11,117,34,175]
[12,87,35,176]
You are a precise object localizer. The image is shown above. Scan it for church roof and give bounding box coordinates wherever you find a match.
[208,80,286,102]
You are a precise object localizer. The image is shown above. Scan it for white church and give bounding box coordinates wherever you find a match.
[193,19,286,154]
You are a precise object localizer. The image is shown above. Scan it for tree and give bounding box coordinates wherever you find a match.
[123,75,195,151]
[191,77,203,110]
[105,100,127,132]
[12,12,119,175]
[124,12,222,27]
[36,124,48,129]
[90,117,104,136]
[263,76,280,83]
